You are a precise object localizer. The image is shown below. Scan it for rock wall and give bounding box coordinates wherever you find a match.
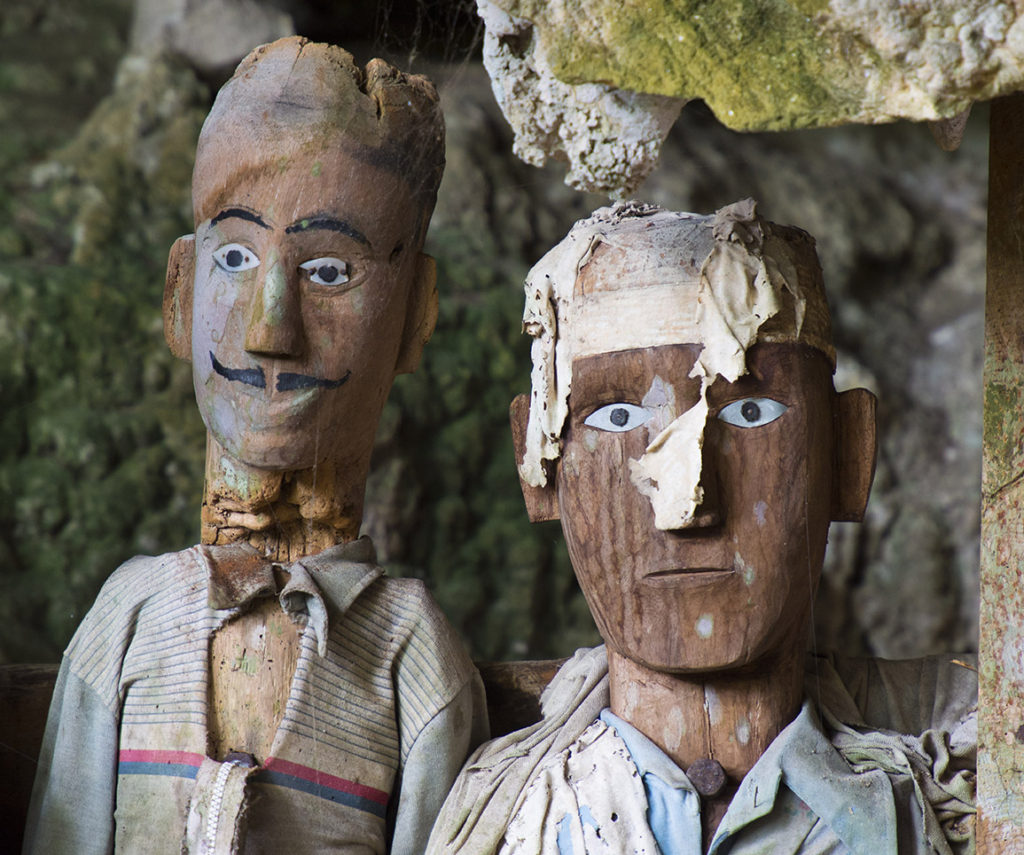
[476,0,1014,193]
[0,0,983,663]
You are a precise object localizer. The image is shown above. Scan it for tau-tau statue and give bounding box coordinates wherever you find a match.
[27,36,485,855]
[429,201,976,855]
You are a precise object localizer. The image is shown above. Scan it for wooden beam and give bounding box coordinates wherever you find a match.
[979,93,1024,849]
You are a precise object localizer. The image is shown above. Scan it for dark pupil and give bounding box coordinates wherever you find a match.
[225,249,243,268]
[317,264,338,283]
[741,401,761,422]
[610,407,630,427]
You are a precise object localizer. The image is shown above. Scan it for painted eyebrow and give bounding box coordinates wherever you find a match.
[285,216,369,246]
[211,208,271,229]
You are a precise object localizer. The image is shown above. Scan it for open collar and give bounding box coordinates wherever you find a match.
[601,701,900,855]
[200,536,384,656]
[710,700,899,854]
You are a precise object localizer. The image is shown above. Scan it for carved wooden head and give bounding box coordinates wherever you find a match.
[511,202,876,673]
[163,37,442,474]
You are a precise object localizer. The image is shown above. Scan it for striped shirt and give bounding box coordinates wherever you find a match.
[25,538,484,854]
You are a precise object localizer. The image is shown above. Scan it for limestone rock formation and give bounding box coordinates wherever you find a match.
[477,0,1020,192]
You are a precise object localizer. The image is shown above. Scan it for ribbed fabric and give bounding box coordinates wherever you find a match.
[26,541,482,855]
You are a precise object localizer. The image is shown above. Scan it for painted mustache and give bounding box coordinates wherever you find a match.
[211,353,351,391]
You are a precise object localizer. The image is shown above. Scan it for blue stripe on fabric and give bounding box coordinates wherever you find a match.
[118,762,199,779]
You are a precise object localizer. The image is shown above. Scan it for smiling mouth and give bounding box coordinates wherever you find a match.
[210,352,351,392]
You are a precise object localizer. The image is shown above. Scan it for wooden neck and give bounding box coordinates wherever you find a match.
[607,644,805,782]
[199,436,364,561]
[608,644,805,847]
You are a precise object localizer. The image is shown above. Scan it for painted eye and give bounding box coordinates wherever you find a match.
[300,257,349,286]
[213,243,259,272]
[584,403,652,433]
[717,397,787,428]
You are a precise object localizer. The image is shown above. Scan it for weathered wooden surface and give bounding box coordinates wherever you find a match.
[165,37,444,563]
[209,597,299,763]
[0,664,59,855]
[978,93,1024,850]
[476,658,564,737]
[558,345,838,672]
[832,389,877,523]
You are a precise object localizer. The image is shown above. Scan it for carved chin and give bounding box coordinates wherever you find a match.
[213,427,318,472]
[198,403,316,472]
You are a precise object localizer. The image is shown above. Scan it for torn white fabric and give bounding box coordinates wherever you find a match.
[425,646,610,855]
[520,202,707,489]
[520,198,824,529]
[625,199,808,528]
[497,720,661,855]
[629,378,710,530]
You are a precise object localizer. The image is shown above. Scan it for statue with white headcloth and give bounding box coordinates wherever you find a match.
[427,200,977,855]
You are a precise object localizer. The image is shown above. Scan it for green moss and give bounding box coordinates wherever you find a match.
[982,372,1024,497]
[507,0,873,130]
[0,0,210,662]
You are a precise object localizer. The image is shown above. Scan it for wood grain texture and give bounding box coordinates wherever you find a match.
[832,387,877,522]
[163,233,194,360]
[558,343,834,672]
[477,658,566,737]
[978,93,1024,851]
[165,39,447,789]
[552,340,842,845]
[208,597,299,763]
[510,393,559,522]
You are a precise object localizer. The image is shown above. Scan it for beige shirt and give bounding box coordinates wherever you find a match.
[26,538,487,855]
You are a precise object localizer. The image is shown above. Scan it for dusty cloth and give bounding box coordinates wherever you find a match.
[427,646,611,855]
[25,537,487,855]
[426,646,976,855]
[518,199,833,494]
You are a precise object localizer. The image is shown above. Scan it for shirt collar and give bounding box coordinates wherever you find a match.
[199,536,383,656]
[599,708,696,793]
[602,701,900,855]
[712,699,899,854]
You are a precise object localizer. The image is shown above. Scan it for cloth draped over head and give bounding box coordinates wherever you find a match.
[519,199,835,529]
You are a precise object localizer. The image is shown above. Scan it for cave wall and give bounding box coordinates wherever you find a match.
[0,0,982,663]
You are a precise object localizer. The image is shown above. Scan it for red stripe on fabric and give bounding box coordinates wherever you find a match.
[263,757,388,804]
[119,749,205,766]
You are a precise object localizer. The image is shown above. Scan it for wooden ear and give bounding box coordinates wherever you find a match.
[832,388,877,522]
[510,393,559,522]
[164,234,195,361]
[395,253,439,375]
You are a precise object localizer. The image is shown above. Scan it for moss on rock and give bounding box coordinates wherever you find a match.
[493,0,1008,131]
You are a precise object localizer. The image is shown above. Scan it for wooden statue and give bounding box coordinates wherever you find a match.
[26,37,485,855]
[427,201,977,855]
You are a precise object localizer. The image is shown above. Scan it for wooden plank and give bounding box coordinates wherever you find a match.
[0,664,59,854]
[978,93,1024,850]
[477,658,566,737]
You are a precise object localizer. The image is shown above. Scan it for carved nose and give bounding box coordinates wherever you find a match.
[680,476,721,528]
[670,452,721,530]
[245,255,303,357]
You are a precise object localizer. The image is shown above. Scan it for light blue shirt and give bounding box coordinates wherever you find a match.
[548,702,912,855]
